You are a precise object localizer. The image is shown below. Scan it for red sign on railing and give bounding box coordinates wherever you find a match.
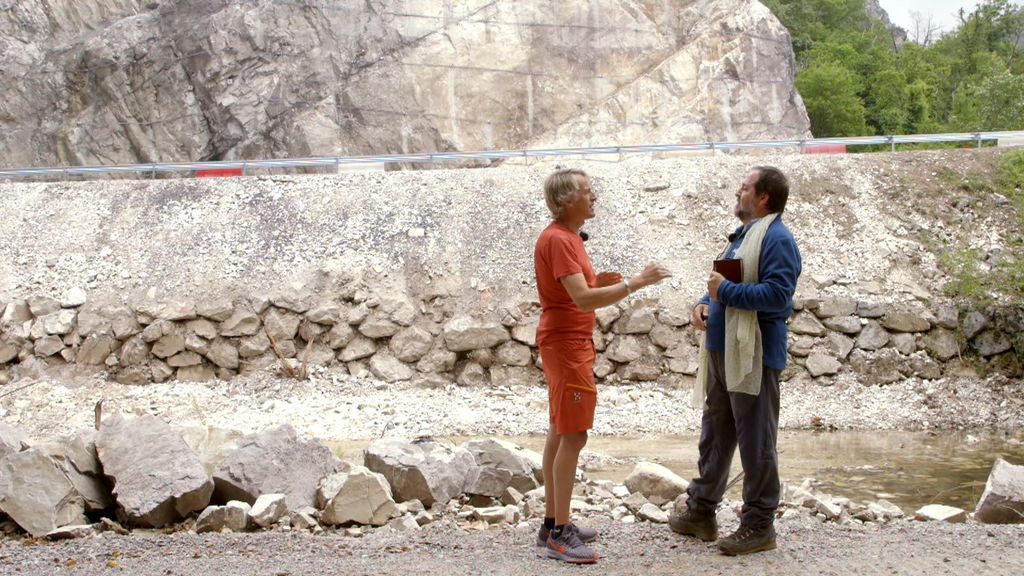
[195,168,243,178]
[803,144,847,155]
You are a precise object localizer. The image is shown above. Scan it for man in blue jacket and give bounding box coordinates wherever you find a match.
[669,166,801,556]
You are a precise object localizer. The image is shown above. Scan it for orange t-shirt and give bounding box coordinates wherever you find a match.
[534,222,596,347]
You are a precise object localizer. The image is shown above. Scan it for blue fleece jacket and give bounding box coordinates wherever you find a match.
[699,216,801,370]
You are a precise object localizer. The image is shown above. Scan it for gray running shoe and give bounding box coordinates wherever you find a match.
[545,525,599,564]
[536,523,598,547]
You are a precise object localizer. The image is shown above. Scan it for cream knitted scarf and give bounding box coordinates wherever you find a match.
[692,213,778,408]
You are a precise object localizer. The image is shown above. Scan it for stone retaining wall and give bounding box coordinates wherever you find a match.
[2,283,1021,386]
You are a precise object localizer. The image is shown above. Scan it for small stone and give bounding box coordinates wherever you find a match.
[806,353,841,377]
[823,316,861,335]
[882,312,931,333]
[856,322,890,351]
[59,287,88,308]
[914,504,967,523]
[856,301,887,319]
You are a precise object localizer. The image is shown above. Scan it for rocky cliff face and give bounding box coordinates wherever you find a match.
[0,0,809,168]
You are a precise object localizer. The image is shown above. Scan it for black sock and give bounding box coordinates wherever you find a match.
[544,517,555,530]
[551,524,566,539]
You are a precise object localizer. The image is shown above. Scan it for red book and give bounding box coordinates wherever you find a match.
[713,259,743,283]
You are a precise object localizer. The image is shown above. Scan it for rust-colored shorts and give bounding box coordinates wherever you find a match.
[539,339,597,435]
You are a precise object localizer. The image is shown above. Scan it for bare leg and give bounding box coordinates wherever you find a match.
[552,430,588,525]
[542,426,559,519]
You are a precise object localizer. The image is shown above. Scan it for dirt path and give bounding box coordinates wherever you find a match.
[2,518,1022,576]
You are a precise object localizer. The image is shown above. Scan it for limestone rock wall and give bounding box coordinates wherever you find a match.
[0,0,809,168]
[1,287,1021,387]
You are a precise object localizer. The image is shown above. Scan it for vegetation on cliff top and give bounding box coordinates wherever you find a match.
[765,0,1024,137]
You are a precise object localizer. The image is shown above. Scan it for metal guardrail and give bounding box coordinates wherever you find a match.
[1,131,1023,181]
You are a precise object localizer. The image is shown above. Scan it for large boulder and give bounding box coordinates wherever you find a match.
[318,466,397,526]
[369,352,415,382]
[463,467,514,498]
[882,312,932,333]
[605,335,644,363]
[848,348,905,385]
[363,439,475,507]
[443,316,510,352]
[389,327,434,363]
[922,329,959,361]
[264,308,301,342]
[975,458,1024,524]
[96,414,213,527]
[624,462,688,502]
[462,438,543,493]
[814,299,857,318]
[789,312,827,337]
[0,449,88,537]
[856,321,890,351]
[612,305,657,334]
[806,352,841,377]
[213,424,343,510]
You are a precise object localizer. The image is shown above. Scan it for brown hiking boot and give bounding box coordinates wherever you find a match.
[717,524,777,556]
[668,504,718,542]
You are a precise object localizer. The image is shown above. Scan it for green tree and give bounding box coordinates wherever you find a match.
[796,63,869,136]
[951,70,1024,130]
[904,80,934,133]
[767,0,1024,137]
[867,68,909,133]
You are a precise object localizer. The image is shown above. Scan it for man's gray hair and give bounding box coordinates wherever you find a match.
[543,168,587,218]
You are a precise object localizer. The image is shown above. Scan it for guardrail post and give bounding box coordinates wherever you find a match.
[976,132,983,150]
[889,135,895,153]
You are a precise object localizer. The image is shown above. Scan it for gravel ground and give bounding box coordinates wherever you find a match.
[2,368,1023,444]
[1,516,1022,576]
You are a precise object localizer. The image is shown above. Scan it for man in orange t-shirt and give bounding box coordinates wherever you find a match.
[534,168,671,564]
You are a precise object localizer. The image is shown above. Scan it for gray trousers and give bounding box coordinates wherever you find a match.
[686,350,781,529]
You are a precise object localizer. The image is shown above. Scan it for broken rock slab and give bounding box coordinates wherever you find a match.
[463,438,543,493]
[364,438,476,507]
[0,448,89,537]
[96,414,213,528]
[974,458,1024,524]
[213,424,344,510]
[318,466,397,526]
[463,466,514,498]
